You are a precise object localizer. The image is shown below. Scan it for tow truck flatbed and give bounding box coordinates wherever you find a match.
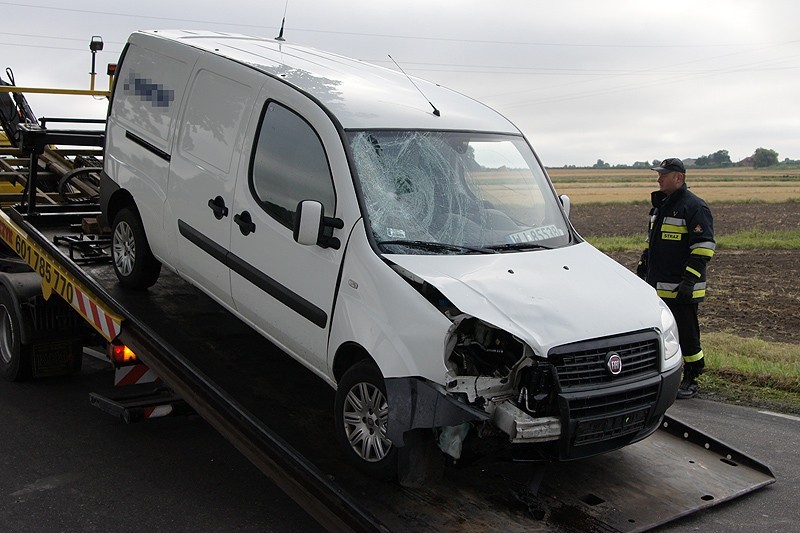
[2,202,774,532]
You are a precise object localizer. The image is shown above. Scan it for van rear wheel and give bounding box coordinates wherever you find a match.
[111,207,161,290]
[334,360,397,480]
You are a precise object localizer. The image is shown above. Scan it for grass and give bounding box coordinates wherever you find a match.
[584,229,800,252]
[699,332,800,414]
[704,332,800,392]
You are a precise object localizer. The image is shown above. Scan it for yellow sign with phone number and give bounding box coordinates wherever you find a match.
[0,210,123,341]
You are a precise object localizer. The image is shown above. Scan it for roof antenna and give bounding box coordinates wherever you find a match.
[275,0,289,41]
[388,54,440,117]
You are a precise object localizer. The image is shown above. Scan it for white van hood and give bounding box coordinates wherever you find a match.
[389,242,662,356]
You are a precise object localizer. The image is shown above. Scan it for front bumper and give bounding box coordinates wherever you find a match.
[554,363,682,459]
[384,362,681,458]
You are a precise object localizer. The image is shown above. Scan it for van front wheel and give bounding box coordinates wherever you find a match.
[111,208,161,290]
[334,360,397,480]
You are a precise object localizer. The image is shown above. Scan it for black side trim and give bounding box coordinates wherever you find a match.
[177,219,327,328]
[125,130,171,161]
[227,253,327,328]
[178,220,228,265]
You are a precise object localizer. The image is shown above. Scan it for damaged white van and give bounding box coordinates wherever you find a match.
[102,30,682,479]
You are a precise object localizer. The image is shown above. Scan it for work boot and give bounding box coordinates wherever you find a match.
[677,365,702,400]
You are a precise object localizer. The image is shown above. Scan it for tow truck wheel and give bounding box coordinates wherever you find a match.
[0,286,31,382]
[112,207,161,290]
[335,360,397,480]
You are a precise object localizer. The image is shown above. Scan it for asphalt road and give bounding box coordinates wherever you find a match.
[658,399,798,532]
[1,355,796,532]
[0,356,321,533]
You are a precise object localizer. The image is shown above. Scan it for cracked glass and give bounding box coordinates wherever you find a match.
[348,131,571,254]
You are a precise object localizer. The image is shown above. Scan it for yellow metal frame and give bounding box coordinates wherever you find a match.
[0,86,110,97]
[0,209,123,341]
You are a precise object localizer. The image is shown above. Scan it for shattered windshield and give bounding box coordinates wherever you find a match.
[348,131,571,254]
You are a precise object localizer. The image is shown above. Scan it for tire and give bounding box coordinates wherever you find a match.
[0,285,31,382]
[334,360,397,480]
[111,207,161,290]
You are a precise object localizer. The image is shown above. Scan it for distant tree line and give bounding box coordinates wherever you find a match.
[577,148,798,169]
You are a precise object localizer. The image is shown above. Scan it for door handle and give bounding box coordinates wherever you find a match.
[234,211,256,236]
[208,196,229,220]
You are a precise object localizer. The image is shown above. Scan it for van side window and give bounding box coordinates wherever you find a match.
[179,69,251,173]
[113,44,188,146]
[250,102,335,230]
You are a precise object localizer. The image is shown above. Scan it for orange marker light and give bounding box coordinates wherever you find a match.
[110,343,137,365]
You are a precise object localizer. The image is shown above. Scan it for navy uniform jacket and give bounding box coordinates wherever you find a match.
[642,184,716,302]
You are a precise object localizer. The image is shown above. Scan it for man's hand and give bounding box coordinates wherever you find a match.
[636,250,648,279]
[636,260,647,279]
[676,279,694,302]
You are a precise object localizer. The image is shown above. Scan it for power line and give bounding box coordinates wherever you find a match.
[1,1,791,49]
[482,39,800,101]
[0,30,126,45]
[0,40,121,54]
[497,52,800,109]
[367,58,800,76]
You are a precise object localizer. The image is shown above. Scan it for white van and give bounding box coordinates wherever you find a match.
[102,30,682,478]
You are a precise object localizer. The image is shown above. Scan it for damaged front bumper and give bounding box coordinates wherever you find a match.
[384,362,682,461]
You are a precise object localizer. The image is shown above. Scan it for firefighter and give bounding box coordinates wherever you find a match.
[637,158,715,399]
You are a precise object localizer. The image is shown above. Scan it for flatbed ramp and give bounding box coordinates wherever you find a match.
[21,215,775,532]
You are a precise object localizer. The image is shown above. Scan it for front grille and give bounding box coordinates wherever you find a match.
[567,384,659,420]
[568,384,659,446]
[549,330,660,389]
[574,407,650,446]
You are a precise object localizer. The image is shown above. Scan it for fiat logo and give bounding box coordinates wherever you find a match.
[606,352,623,375]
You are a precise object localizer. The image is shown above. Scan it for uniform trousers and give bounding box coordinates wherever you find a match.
[665,300,704,371]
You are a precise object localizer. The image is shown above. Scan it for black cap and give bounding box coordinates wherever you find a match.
[651,158,685,173]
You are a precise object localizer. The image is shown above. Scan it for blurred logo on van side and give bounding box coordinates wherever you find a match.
[123,72,174,108]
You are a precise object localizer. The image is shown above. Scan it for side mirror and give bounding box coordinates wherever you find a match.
[293,200,324,246]
[293,200,344,249]
[559,194,571,219]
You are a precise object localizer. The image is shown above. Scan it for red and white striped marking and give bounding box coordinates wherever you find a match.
[73,286,121,341]
[115,364,161,387]
[144,405,174,419]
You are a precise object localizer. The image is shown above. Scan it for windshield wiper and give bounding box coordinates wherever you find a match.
[377,240,498,254]
[487,242,552,252]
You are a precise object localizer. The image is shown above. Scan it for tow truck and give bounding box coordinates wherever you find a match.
[0,47,775,532]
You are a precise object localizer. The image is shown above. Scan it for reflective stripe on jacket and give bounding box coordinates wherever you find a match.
[644,184,715,302]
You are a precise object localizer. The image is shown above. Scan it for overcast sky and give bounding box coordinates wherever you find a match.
[3,0,798,167]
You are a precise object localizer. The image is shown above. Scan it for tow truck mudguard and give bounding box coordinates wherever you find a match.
[0,271,43,344]
[385,377,489,447]
[98,170,120,228]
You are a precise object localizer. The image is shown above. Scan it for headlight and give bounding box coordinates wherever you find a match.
[659,301,682,371]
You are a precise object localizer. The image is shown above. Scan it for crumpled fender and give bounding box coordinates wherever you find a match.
[385,376,489,447]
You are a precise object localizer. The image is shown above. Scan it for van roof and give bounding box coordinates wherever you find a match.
[133,30,521,134]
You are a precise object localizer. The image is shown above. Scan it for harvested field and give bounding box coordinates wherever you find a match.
[548,167,800,204]
[569,201,800,345]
